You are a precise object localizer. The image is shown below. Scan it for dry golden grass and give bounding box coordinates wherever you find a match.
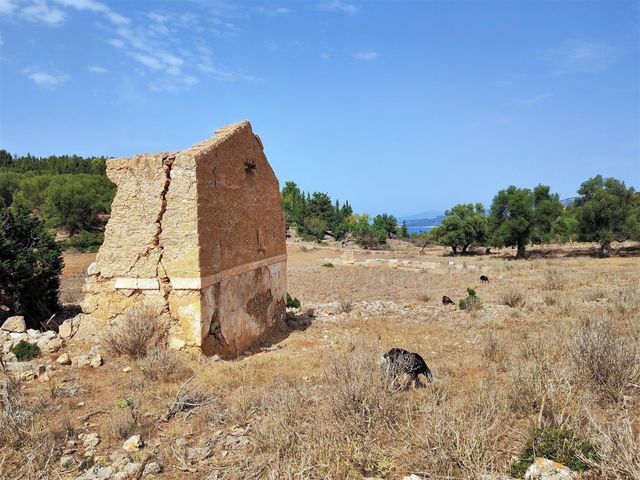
[2,243,638,479]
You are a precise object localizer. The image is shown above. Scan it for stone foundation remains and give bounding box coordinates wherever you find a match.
[81,121,287,357]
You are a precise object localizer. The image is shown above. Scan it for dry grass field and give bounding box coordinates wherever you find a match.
[2,240,639,479]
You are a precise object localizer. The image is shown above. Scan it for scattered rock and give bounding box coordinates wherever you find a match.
[43,337,64,353]
[83,432,101,449]
[123,435,143,452]
[1,316,26,333]
[524,458,577,479]
[122,366,132,373]
[57,353,72,365]
[58,318,77,339]
[187,446,211,462]
[74,355,91,368]
[142,462,162,476]
[90,355,103,369]
[20,370,36,381]
[403,475,423,480]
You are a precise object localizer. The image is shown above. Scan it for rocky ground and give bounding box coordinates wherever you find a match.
[1,240,639,479]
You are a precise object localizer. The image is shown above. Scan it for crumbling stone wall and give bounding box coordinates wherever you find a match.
[82,121,287,356]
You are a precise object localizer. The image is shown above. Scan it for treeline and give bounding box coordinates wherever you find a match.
[281,181,400,249]
[426,176,640,258]
[0,150,115,251]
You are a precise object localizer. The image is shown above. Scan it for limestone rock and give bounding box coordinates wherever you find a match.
[2,316,26,333]
[524,458,577,479]
[74,355,91,368]
[56,353,72,365]
[83,432,101,449]
[90,354,102,369]
[187,446,211,462]
[123,435,143,452]
[142,462,162,476]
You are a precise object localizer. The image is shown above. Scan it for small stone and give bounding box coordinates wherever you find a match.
[1,316,26,333]
[56,353,72,365]
[123,435,143,452]
[122,366,132,373]
[20,370,35,381]
[83,432,100,449]
[38,371,51,382]
[87,261,99,276]
[66,440,76,447]
[26,329,40,337]
[78,402,85,407]
[403,476,423,480]
[90,355,102,369]
[89,345,101,356]
[524,458,577,479]
[142,462,162,476]
[33,364,46,375]
[60,455,74,468]
[122,462,142,476]
[45,338,64,353]
[187,446,211,462]
[58,319,75,339]
[75,355,91,367]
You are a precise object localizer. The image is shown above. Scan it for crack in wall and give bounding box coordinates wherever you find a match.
[156,156,175,313]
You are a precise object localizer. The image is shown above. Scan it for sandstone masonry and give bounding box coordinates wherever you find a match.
[82,121,287,357]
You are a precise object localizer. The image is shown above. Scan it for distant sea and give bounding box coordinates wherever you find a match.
[407,225,435,235]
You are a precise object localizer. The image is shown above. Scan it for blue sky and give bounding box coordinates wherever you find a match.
[0,0,638,216]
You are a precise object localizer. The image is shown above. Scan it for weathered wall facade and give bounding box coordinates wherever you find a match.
[82,121,287,356]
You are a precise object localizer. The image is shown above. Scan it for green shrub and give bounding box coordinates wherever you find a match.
[322,262,335,268]
[286,293,301,309]
[10,340,41,361]
[61,230,104,252]
[0,204,63,323]
[459,288,482,311]
[510,427,596,477]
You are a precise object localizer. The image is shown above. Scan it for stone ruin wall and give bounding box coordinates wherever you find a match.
[81,121,287,357]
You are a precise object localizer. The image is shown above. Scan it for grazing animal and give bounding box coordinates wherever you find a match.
[442,295,454,306]
[380,348,433,388]
[480,274,489,283]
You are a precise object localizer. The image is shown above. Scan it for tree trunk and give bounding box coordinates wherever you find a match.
[462,244,469,254]
[599,241,611,258]
[451,245,458,254]
[516,242,526,259]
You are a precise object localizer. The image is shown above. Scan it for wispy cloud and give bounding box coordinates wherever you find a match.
[352,50,378,61]
[88,65,106,73]
[21,0,66,25]
[25,69,69,88]
[318,1,359,15]
[515,93,552,107]
[548,39,615,74]
[53,0,129,25]
[0,0,16,15]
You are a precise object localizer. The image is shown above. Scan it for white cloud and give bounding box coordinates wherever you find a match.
[318,1,359,14]
[109,38,124,48]
[352,50,378,61]
[21,0,66,25]
[0,0,16,15]
[515,93,552,107]
[26,70,69,88]
[548,39,614,74]
[0,34,3,46]
[88,65,106,73]
[53,0,129,25]
[132,53,163,70]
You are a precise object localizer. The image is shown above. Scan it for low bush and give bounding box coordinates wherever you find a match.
[510,427,595,477]
[138,347,192,383]
[286,293,301,309]
[459,288,482,311]
[321,262,335,268]
[102,306,164,359]
[502,288,525,308]
[567,316,639,400]
[338,299,353,313]
[544,267,569,290]
[61,230,104,252]
[10,341,40,362]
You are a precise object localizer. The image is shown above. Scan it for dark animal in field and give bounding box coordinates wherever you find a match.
[442,295,454,306]
[379,348,432,388]
[480,275,489,283]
